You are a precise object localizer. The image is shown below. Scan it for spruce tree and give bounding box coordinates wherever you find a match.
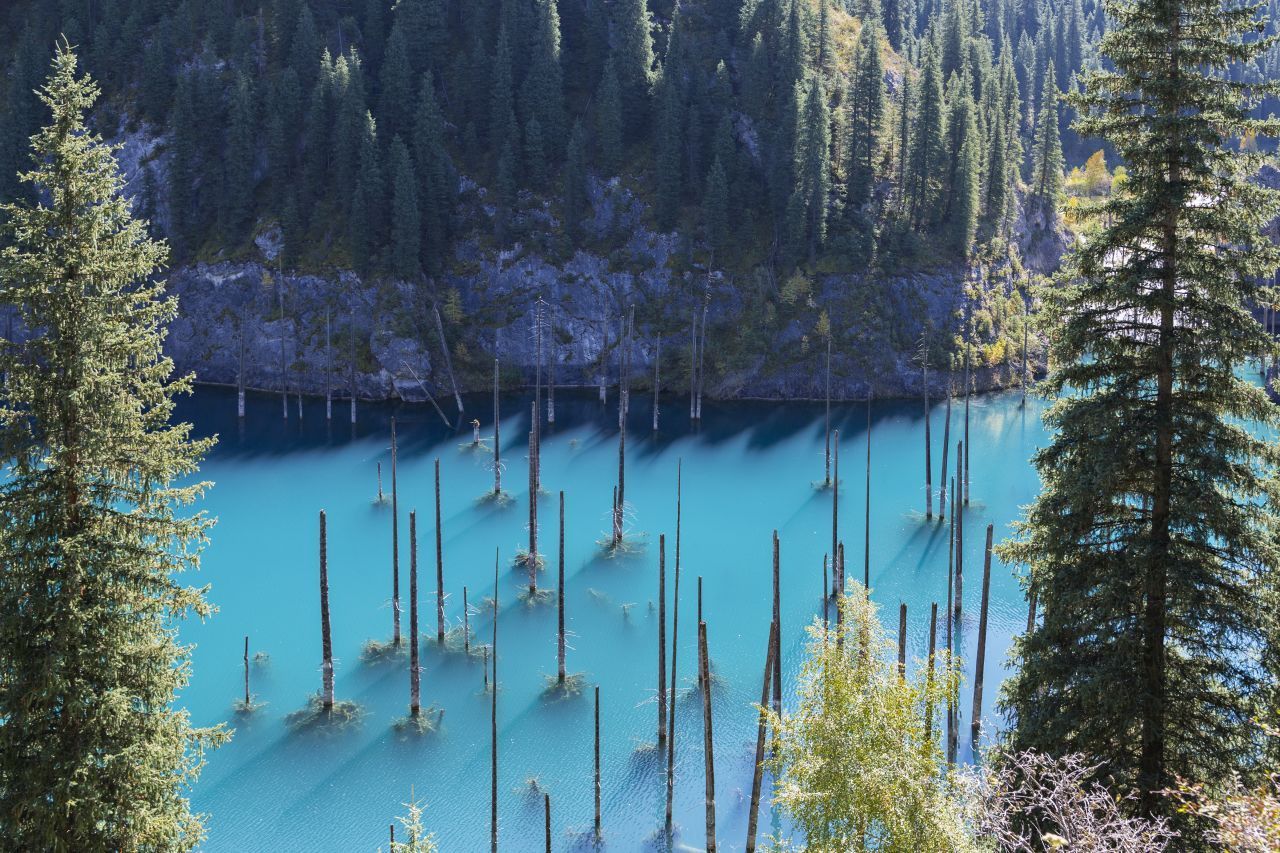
[521,0,566,159]
[1026,61,1062,228]
[906,44,947,228]
[562,118,588,245]
[787,76,831,264]
[289,2,321,93]
[489,26,518,158]
[613,0,655,133]
[595,54,623,176]
[388,136,420,280]
[0,44,227,849]
[654,68,684,231]
[946,98,980,255]
[704,153,730,260]
[349,110,382,271]
[524,115,547,191]
[222,71,256,242]
[847,22,885,217]
[412,72,455,274]
[378,23,415,143]
[168,71,199,255]
[1003,0,1280,823]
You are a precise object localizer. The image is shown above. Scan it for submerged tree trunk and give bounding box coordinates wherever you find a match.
[940,369,952,517]
[824,337,832,486]
[831,429,840,597]
[771,531,782,717]
[972,524,993,751]
[699,619,717,852]
[320,510,334,711]
[493,359,502,494]
[391,417,401,646]
[657,534,667,745]
[435,459,445,643]
[745,620,778,853]
[665,461,683,832]
[557,491,566,682]
[594,685,602,841]
[491,551,499,853]
[410,510,420,716]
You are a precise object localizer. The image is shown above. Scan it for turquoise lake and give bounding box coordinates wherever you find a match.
[177,386,1049,852]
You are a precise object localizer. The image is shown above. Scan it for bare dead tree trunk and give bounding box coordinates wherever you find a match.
[955,442,964,621]
[897,603,907,679]
[238,306,246,420]
[243,635,250,706]
[547,309,556,425]
[279,281,288,421]
[925,602,938,743]
[824,337,832,486]
[1021,291,1029,408]
[557,491,566,682]
[745,620,778,853]
[435,459,445,643]
[491,550,499,853]
[391,418,402,646]
[822,555,829,630]
[696,575,703,686]
[652,338,661,432]
[432,300,463,414]
[923,339,932,521]
[696,296,709,420]
[325,307,333,422]
[377,462,383,503]
[835,543,845,645]
[830,429,839,598]
[410,510,420,716]
[963,318,971,506]
[865,395,872,589]
[599,311,608,405]
[940,368,952,516]
[947,476,957,764]
[534,302,543,436]
[689,312,698,422]
[493,359,502,495]
[464,585,470,655]
[544,793,551,853]
[665,460,683,833]
[612,419,626,547]
[972,524,994,751]
[699,619,716,852]
[658,534,668,745]
[349,305,357,425]
[771,532,781,717]
[320,510,333,712]
[594,685,602,841]
[527,426,538,583]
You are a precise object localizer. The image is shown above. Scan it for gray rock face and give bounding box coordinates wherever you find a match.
[105,125,1058,403]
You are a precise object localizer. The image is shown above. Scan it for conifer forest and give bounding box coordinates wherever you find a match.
[2,0,1280,850]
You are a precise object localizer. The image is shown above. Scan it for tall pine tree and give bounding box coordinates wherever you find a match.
[1003,0,1280,824]
[0,44,227,849]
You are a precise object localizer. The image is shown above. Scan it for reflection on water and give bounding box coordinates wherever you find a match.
[176,386,1049,851]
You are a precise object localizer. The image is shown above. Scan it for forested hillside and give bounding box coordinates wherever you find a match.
[0,0,1275,401]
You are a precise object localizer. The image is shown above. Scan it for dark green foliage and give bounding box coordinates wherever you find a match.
[906,45,947,228]
[562,119,587,246]
[1027,61,1062,228]
[378,23,414,144]
[613,0,655,133]
[490,26,518,164]
[388,136,421,280]
[595,54,623,176]
[847,23,884,217]
[349,111,382,271]
[1003,0,1280,826]
[222,72,257,242]
[0,45,227,849]
[704,154,730,260]
[524,115,547,191]
[494,139,518,244]
[787,76,831,263]
[655,69,684,231]
[412,73,455,275]
[520,0,565,160]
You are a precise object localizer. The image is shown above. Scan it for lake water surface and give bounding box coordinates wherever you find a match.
[177,386,1049,851]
